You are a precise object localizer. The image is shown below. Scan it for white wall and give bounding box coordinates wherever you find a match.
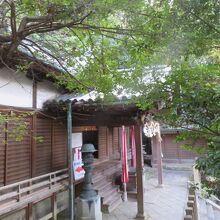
[0,67,61,109]
[37,79,61,109]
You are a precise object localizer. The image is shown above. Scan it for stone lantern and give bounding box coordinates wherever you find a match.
[80,144,97,199]
[76,144,102,220]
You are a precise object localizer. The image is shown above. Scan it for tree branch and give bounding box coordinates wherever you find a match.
[188,119,220,136]
[190,10,220,35]
[9,1,16,37]
[18,15,52,32]
[21,39,90,90]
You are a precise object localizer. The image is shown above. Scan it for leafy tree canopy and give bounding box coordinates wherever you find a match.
[0,0,220,196]
[0,0,219,96]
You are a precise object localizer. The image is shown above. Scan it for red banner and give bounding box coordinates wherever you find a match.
[121,126,129,183]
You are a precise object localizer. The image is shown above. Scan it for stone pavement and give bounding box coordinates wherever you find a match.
[103,166,192,220]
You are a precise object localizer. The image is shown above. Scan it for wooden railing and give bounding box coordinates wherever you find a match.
[0,168,68,218]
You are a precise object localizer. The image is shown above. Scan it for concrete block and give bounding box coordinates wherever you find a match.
[187,200,194,207]
[185,207,193,215]
[184,215,193,220]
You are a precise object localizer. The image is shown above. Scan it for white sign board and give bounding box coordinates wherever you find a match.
[72,133,85,180]
[72,133,82,148]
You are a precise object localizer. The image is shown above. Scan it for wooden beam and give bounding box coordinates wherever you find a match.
[135,125,145,219]
[4,119,8,186]
[32,79,37,109]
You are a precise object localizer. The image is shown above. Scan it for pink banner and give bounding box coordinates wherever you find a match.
[131,126,136,168]
[121,126,129,183]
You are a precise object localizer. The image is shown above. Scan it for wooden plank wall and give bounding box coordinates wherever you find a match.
[52,121,67,171]
[0,112,67,186]
[152,134,205,162]
[98,126,108,158]
[108,127,113,156]
[6,118,32,185]
[113,127,119,152]
[35,118,52,176]
[72,126,120,160]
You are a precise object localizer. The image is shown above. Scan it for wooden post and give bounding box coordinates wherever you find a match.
[32,79,37,109]
[4,119,8,185]
[31,79,37,178]
[156,133,163,186]
[17,184,21,201]
[67,101,74,220]
[135,125,145,219]
[51,120,54,171]
[27,203,33,220]
[52,193,57,220]
[31,114,37,177]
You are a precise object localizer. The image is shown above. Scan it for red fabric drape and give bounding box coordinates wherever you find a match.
[131,126,136,168]
[121,126,129,183]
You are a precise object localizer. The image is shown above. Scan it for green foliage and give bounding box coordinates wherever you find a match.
[0,112,33,142]
[1,0,220,196]
[1,0,220,96]
[195,141,220,197]
[33,136,44,144]
[147,63,220,197]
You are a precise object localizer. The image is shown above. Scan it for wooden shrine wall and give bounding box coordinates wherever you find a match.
[0,110,67,186]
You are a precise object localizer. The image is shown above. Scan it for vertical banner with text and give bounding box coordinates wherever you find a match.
[72,133,85,180]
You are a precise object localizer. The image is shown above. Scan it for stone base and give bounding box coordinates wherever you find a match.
[136,212,147,220]
[76,195,102,220]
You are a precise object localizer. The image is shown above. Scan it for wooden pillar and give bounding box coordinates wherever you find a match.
[52,193,57,220]
[135,125,145,219]
[156,133,163,186]
[32,79,37,109]
[31,79,37,177]
[4,119,8,185]
[26,203,33,220]
[31,114,37,177]
[51,120,54,172]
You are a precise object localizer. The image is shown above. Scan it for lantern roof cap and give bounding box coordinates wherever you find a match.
[81,144,97,153]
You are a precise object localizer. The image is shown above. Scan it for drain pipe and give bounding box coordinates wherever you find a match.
[67,100,74,220]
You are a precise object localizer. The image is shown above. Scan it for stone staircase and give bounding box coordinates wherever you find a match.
[92,160,122,213]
